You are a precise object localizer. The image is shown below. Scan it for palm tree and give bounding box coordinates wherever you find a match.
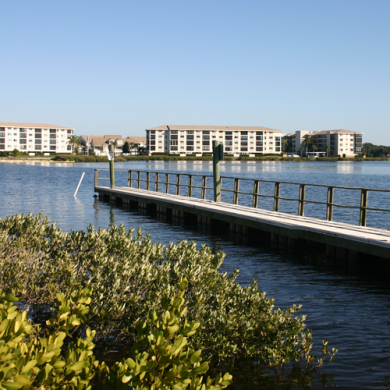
[299,147,304,157]
[129,142,135,155]
[67,135,82,155]
[303,136,312,156]
[111,141,118,156]
[324,144,330,157]
[282,139,289,152]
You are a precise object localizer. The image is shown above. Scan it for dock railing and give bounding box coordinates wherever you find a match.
[95,169,390,227]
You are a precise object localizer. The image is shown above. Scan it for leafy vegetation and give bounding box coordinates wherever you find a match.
[0,213,337,388]
[361,142,390,157]
[0,281,232,389]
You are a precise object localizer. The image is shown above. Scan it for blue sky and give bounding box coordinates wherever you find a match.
[1,0,389,144]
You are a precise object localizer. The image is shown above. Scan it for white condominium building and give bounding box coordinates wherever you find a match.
[0,122,74,153]
[146,125,284,155]
[284,129,363,157]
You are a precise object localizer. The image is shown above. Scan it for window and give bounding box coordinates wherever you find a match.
[170,130,178,134]
[170,146,178,151]
[50,140,56,144]
[170,140,178,146]
[67,130,72,134]
[35,145,41,150]
[256,147,263,151]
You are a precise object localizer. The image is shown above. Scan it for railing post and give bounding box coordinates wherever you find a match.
[212,140,223,202]
[146,172,150,190]
[137,171,141,189]
[176,174,181,195]
[298,184,306,216]
[233,178,240,204]
[273,182,280,212]
[202,176,207,199]
[109,144,115,189]
[360,189,368,226]
[165,174,169,193]
[188,175,193,197]
[326,187,334,221]
[94,169,99,189]
[252,180,259,208]
[128,170,132,187]
[155,173,159,192]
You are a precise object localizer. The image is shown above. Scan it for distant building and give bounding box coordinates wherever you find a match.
[145,125,284,155]
[283,129,363,157]
[0,122,74,153]
[79,135,146,156]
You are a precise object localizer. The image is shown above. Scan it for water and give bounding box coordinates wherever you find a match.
[1,161,390,389]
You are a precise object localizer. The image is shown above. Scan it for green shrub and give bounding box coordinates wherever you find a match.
[0,213,337,374]
[83,156,97,162]
[0,282,230,390]
[0,286,98,390]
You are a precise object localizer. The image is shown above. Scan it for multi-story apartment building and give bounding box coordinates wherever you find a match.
[284,129,363,157]
[0,122,74,153]
[146,125,284,155]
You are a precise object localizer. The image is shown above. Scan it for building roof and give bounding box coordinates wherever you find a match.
[146,125,283,132]
[79,135,127,147]
[284,129,363,137]
[125,136,146,143]
[0,121,73,129]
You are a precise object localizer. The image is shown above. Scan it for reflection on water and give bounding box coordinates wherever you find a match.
[1,161,390,389]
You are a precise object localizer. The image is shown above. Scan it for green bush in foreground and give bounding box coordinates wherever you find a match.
[0,281,231,389]
[0,213,336,385]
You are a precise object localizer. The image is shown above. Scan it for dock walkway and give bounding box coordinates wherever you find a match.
[96,185,390,260]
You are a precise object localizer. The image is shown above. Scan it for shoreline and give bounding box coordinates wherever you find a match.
[0,156,388,164]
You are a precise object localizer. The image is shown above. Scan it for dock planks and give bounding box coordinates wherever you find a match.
[96,186,390,260]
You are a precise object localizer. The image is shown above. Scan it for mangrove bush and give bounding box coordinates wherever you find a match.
[0,213,337,386]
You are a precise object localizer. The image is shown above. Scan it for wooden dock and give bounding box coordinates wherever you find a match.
[95,185,390,261]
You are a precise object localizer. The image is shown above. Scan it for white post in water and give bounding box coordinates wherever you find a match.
[73,172,85,197]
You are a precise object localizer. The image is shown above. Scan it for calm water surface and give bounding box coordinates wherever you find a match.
[1,161,390,389]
